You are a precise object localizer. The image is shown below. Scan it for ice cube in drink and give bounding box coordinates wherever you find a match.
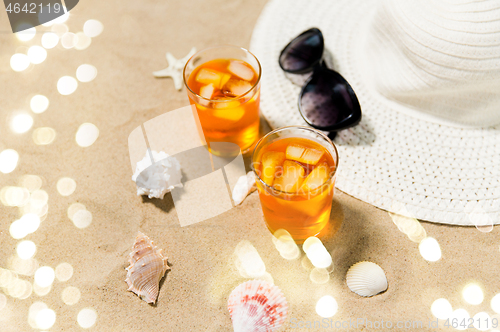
[185,50,261,155]
[253,131,338,242]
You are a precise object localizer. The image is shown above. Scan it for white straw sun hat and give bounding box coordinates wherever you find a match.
[250,0,500,226]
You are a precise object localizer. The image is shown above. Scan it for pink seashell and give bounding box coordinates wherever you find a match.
[228,280,288,332]
[125,232,169,303]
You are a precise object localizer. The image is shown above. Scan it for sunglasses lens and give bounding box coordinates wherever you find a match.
[279,28,324,73]
[299,68,361,130]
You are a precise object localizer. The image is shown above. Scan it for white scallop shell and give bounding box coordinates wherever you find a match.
[228,280,288,332]
[346,261,388,297]
[125,232,170,303]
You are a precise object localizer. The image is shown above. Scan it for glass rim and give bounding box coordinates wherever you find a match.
[251,125,339,196]
[182,45,262,103]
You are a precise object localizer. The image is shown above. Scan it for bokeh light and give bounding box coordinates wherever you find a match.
[10,256,38,276]
[51,23,68,37]
[16,240,37,259]
[33,127,56,145]
[11,113,34,133]
[309,268,330,284]
[0,187,7,206]
[30,95,49,114]
[301,255,315,270]
[0,269,14,289]
[18,280,33,299]
[55,263,73,282]
[462,283,484,305]
[57,177,76,196]
[57,76,78,95]
[75,123,99,147]
[0,268,12,286]
[27,46,47,64]
[418,237,441,262]
[233,240,266,278]
[33,283,52,296]
[30,189,48,208]
[303,237,332,269]
[0,294,6,311]
[83,19,103,37]
[316,296,338,318]
[75,32,92,50]
[36,308,56,329]
[9,219,28,239]
[449,309,470,330]
[0,149,19,174]
[389,211,427,243]
[68,203,86,220]
[76,64,97,82]
[72,209,93,229]
[41,32,59,49]
[20,175,43,192]
[62,286,81,305]
[475,221,493,233]
[7,277,32,299]
[272,229,300,260]
[307,244,332,268]
[23,213,41,234]
[3,270,18,294]
[473,312,491,331]
[469,207,494,233]
[28,302,47,328]
[431,298,452,320]
[78,308,97,328]
[23,201,48,220]
[491,293,500,313]
[61,32,77,49]
[10,54,30,72]
[34,266,55,288]
[7,277,27,298]
[1,186,30,207]
[303,236,321,253]
[15,26,36,41]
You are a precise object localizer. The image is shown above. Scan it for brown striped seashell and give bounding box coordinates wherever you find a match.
[125,232,169,303]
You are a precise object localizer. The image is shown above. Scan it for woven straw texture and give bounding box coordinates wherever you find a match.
[250,0,500,225]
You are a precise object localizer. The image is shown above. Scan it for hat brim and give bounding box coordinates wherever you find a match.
[250,0,500,226]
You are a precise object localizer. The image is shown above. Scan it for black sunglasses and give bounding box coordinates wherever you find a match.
[279,28,362,137]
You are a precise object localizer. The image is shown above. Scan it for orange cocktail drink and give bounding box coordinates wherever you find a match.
[252,126,338,242]
[184,46,261,155]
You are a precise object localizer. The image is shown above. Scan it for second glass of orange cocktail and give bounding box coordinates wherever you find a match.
[252,126,339,242]
[183,46,261,155]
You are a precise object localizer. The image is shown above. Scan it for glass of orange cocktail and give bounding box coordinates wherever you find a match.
[183,46,261,155]
[252,126,339,242]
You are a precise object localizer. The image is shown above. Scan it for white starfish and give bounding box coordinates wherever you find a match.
[153,47,197,91]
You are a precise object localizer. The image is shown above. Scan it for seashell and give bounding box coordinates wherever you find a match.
[228,280,288,332]
[346,261,388,297]
[132,149,182,199]
[232,171,257,206]
[125,232,170,303]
